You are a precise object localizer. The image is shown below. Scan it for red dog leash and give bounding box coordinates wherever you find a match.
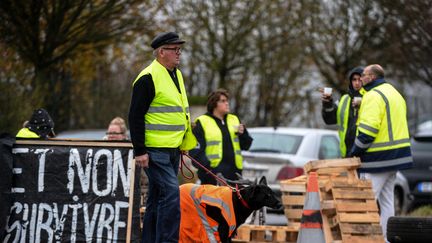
[181,152,251,209]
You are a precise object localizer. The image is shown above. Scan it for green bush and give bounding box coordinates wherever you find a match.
[408,205,432,217]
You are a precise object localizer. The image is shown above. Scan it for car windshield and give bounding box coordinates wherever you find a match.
[248,132,303,154]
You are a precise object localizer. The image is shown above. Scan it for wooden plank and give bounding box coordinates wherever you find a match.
[341,234,384,243]
[339,223,382,235]
[321,200,337,216]
[335,200,378,212]
[282,195,305,206]
[316,167,354,174]
[338,213,381,223]
[126,159,136,243]
[284,209,303,221]
[15,139,133,147]
[332,189,375,199]
[322,211,335,243]
[303,158,361,172]
[326,179,372,190]
[280,175,307,183]
[235,225,251,241]
[280,183,306,193]
[234,225,299,242]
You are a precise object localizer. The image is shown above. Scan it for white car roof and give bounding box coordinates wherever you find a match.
[247,127,338,136]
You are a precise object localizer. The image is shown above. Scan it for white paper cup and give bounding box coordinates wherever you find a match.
[353,97,362,105]
[323,87,333,95]
[232,125,239,132]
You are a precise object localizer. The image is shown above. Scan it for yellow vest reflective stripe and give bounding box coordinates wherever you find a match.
[357,83,410,153]
[196,114,243,169]
[336,94,350,157]
[16,128,39,138]
[133,59,190,148]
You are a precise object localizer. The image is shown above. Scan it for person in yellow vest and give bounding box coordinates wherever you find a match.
[321,66,364,157]
[190,89,253,185]
[16,108,56,139]
[348,64,413,241]
[128,31,196,243]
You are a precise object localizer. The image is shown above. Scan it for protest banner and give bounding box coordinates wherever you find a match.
[1,139,141,243]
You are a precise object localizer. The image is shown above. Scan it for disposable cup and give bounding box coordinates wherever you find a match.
[323,87,333,95]
[353,97,362,105]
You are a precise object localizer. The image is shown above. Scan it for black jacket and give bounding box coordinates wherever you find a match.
[322,67,363,156]
[189,113,253,185]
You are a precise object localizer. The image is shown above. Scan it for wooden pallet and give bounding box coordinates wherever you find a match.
[279,158,384,243]
[321,179,384,242]
[280,158,362,227]
[233,224,298,243]
[280,175,306,227]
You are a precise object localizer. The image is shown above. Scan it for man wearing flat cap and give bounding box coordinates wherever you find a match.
[128,32,196,243]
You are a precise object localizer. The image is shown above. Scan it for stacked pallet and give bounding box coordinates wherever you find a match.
[280,175,307,228]
[280,158,361,228]
[279,158,384,242]
[321,179,383,242]
[233,225,298,243]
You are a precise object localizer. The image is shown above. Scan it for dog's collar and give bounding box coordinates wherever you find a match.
[235,184,250,209]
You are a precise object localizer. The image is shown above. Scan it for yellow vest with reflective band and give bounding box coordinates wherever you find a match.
[133,59,193,148]
[336,94,351,157]
[179,183,236,243]
[196,114,243,169]
[16,128,39,138]
[357,83,410,152]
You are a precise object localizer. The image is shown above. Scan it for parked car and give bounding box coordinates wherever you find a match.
[241,127,341,194]
[56,129,131,141]
[397,131,432,212]
[394,171,412,215]
[56,129,107,140]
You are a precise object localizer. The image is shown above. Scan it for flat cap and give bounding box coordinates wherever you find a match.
[151,32,185,49]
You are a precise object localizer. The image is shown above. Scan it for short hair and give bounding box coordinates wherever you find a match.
[153,47,160,58]
[369,64,385,79]
[207,89,230,113]
[109,117,127,135]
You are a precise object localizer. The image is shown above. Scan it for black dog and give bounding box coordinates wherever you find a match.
[179,177,282,242]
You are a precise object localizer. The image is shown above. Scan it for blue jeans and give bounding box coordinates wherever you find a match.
[142,148,180,243]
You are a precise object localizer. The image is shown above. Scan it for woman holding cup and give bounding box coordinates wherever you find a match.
[321,66,364,157]
[189,89,253,185]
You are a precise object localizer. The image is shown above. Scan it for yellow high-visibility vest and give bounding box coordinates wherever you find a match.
[16,128,39,138]
[133,59,195,149]
[336,94,351,157]
[196,114,243,169]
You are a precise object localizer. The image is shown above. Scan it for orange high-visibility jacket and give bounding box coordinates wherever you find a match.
[179,183,237,243]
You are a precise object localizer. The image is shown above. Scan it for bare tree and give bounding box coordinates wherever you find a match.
[166,0,265,98]
[302,0,386,93]
[378,0,432,87]
[0,0,156,131]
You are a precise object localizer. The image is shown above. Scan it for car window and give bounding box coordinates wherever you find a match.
[319,135,340,159]
[248,132,303,154]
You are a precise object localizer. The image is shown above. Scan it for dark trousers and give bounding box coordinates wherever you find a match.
[142,148,180,243]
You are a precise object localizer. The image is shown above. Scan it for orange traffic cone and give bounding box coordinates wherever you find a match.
[296,172,325,243]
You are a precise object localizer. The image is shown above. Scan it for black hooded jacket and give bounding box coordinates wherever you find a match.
[322,67,363,156]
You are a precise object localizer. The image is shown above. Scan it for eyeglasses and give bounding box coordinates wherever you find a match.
[106,132,123,135]
[361,73,371,77]
[162,47,182,54]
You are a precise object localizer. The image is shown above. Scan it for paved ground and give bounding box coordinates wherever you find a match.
[266,212,288,226]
